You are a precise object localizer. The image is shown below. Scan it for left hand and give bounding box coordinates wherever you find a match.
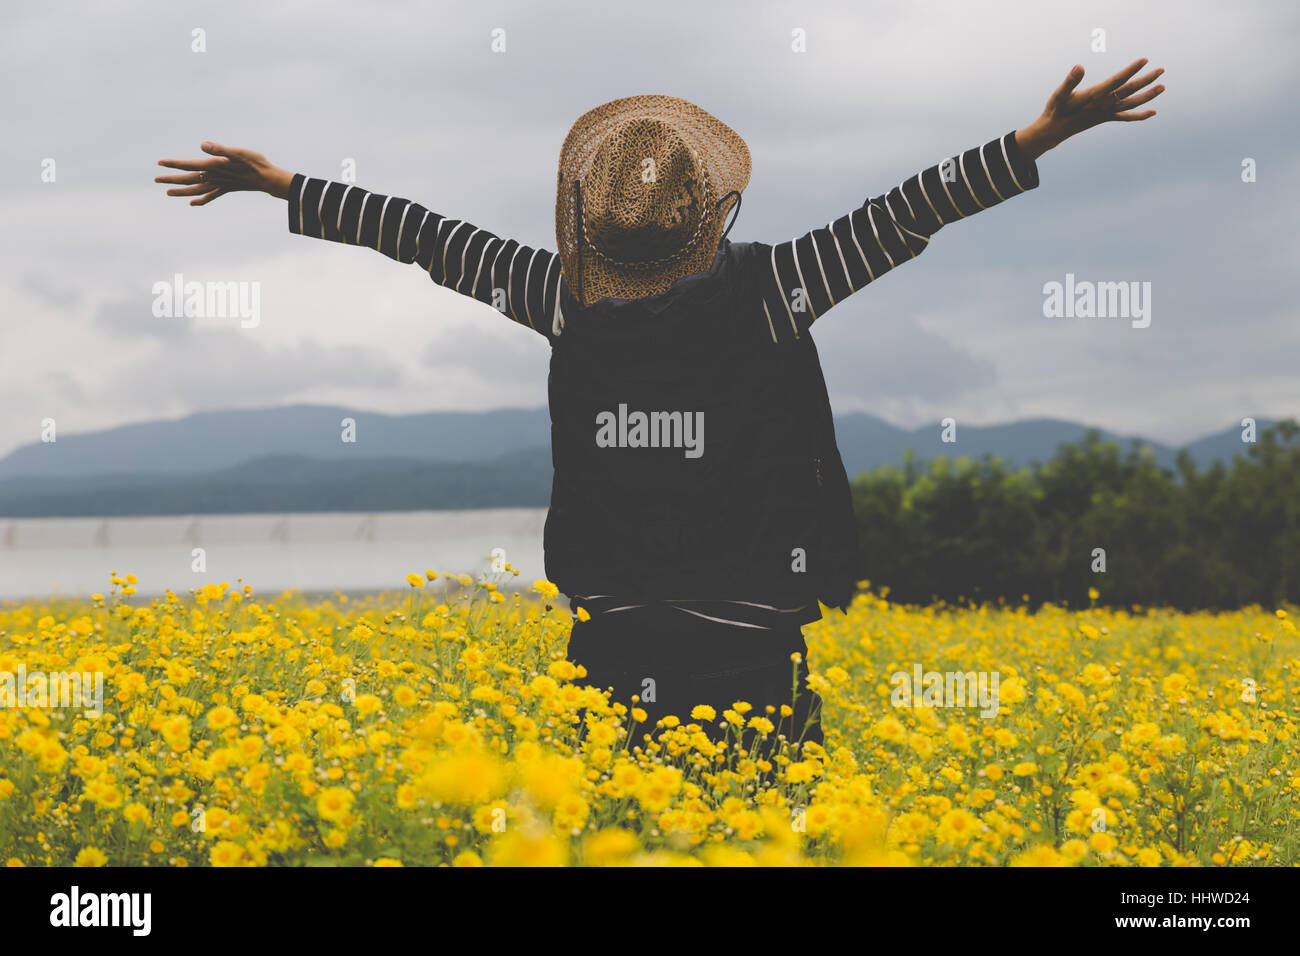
[1016,58,1165,161]
[155,142,294,206]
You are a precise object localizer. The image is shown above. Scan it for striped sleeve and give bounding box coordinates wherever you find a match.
[286,174,564,340]
[755,130,1040,342]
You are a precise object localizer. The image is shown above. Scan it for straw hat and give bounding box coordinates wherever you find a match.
[555,95,751,309]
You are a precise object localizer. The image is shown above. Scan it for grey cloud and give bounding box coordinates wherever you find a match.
[20,271,83,311]
[818,311,998,405]
[98,295,195,339]
[423,320,550,384]
[98,332,403,412]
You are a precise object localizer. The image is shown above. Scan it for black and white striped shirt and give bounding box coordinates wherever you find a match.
[287,129,1039,627]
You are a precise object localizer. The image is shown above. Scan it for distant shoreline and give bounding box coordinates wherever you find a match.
[0,508,550,601]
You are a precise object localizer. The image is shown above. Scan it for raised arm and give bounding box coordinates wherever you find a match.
[755,58,1164,342]
[156,144,562,340]
[287,174,562,339]
[754,130,1039,341]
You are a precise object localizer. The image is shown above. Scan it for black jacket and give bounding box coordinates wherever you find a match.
[543,239,861,616]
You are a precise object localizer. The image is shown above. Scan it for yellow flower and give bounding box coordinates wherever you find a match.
[1010,844,1068,867]
[74,847,107,867]
[488,830,568,867]
[416,750,508,806]
[747,716,775,735]
[206,705,238,730]
[1136,847,1163,867]
[636,767,682,813]
[873,715,906,743]
[160,715,192,752]
[1090,831,1118,855]
[784,761,817,784]
[1161,672,1189,697]
[553,793,589,831]
[316,787,355,823]
[548,660,578,681]
[890,812,932,843]
[1060,839,1089,862]
[532,580,560,600]
[936,809,981,847]
[584,828,640,865]
[1080,663,1111,685]
[210,841,247,866]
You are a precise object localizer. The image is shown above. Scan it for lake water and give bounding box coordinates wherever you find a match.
[0,509,550,601]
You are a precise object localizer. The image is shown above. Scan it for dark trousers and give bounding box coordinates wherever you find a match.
[564,604,824,757]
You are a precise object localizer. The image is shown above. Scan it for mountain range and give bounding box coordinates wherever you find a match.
[0,405,1273,517]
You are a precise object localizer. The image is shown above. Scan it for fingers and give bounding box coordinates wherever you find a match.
[1114,67,1164,98]
[1115,84,1164,111]
[156,143,242,205]
[1098,56,1149,92]
[203,141,259,164]
[190,187,228,206]
[154,172,206,186]
[1048,64,1085,108]
[1112,110,1157,122]
[157,157,229,172]
[164,183,218,197]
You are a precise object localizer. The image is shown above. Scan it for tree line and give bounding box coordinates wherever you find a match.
[849,419,1299,610]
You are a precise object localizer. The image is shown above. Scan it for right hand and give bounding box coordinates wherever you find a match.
[155,142,293,206]
[1016,59,1164,161]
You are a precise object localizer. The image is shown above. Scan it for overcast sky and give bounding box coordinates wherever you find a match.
[3,0,1296,462]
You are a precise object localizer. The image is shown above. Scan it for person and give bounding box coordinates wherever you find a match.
[155,60,1164,756]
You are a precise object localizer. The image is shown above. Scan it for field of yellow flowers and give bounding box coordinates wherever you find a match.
[1,566,1296,867]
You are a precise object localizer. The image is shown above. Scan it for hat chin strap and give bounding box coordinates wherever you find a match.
[554,178,585,335]
[717,189,741,243]
[573,179,585,309]
[556,182,742,336]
